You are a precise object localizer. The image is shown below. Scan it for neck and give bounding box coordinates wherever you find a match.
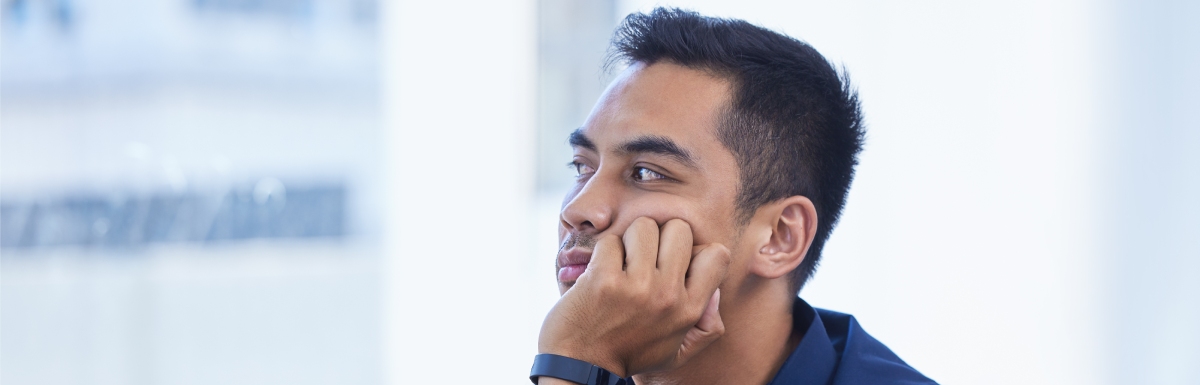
[633,278,799,385]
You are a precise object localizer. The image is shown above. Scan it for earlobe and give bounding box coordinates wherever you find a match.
[748,196,818,280]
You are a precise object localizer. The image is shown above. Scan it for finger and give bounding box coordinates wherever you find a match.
[684,243,730,297]
[587,234,626,276]
[622,217,660,275]
[657,219,693,280]
[676,289,725,364]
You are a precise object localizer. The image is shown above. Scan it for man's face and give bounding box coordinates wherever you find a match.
[556,62,744,294]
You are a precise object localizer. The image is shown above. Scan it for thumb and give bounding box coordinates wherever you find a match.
[675,289,725,365]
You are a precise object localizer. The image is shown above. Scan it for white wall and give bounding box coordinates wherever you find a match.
[380,0,541,383]
[1103,1,1200,384]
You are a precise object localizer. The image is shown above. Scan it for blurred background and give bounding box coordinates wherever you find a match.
[1,0,1196,384]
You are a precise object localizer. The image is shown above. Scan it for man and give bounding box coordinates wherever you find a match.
[532,8,937,385]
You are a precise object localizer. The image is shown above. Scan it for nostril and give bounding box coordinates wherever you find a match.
[580,220,595,230]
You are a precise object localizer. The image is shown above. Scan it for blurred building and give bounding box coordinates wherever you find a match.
[2,1,384,384]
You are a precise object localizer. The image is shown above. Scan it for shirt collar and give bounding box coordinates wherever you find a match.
[767,297,839,385]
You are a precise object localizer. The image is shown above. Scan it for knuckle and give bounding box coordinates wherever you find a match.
[652,299,672,313]
[708,243,731,259]
[711,321,726,337]
[664,218,690,231]
[600,233,623,248]
[653,292,679,311]
[662,219,692,240]
[675,311,700,329]
[702,244,732,268]
[628,282,651,302]
[628,217,655,236]
[663,289,682,305]
[714,243,730,256]
[644,286,661,300]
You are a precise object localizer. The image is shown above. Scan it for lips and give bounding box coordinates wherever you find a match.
[557,248,592,283]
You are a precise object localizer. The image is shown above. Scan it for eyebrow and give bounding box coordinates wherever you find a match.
[569,128,697,168]
[617,135,696,167]
[568,129,596,152]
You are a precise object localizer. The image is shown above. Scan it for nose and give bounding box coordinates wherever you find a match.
[560,175,617,235]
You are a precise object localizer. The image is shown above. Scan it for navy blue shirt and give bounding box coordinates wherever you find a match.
[567,298,936,385]
[767,298,937,385]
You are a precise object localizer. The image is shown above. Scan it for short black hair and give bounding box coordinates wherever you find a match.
[607,8,865,291]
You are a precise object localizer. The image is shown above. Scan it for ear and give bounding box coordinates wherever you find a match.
[747,196,819,280]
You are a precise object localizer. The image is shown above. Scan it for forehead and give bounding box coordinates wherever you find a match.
[581,62,733,154]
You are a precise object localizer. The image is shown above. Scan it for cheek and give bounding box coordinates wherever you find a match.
[612,197,686,227]
[616,198,730,245]
[684,200,739,249]
[689,211,737,247]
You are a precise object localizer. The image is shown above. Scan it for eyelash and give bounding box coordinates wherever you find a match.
[631,166,667,182]
[568,161,672,183]
[568,161,595,177]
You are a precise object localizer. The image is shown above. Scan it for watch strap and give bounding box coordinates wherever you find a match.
[529,353,628,385]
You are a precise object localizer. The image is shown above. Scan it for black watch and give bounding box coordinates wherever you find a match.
[529,354,629,385]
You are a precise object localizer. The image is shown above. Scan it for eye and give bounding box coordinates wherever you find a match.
[569,161,595,177]
[632,166,667,182]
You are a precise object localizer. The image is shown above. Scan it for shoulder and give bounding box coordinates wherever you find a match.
[816,308,939,385]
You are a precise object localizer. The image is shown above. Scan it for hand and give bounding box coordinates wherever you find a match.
[538,217,731,378]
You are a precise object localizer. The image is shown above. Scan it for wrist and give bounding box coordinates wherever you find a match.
[537,344,627,378]
[530,353,629,385]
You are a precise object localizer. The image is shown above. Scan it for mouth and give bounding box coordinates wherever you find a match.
[556,248,592,284]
